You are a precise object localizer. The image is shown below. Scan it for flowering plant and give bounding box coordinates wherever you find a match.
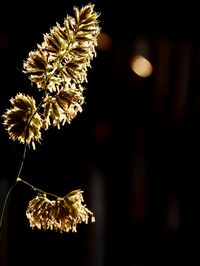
[0,3,100,234]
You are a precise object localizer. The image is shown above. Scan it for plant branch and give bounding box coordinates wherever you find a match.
[17,177,59,198]
[0,179,18,239]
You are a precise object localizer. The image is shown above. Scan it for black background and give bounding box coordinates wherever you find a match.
[0,0,199,265]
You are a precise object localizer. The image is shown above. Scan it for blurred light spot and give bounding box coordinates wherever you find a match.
[97,32,112,51]
[130,55,153,78]
[92,120,111,141]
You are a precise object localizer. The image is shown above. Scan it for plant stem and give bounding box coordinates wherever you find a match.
[0,97,46,240]
[17,178,59,198]
[0,142,28,239]
[0,144,58,240]
[0,179,18,239]
[0,44,69,239]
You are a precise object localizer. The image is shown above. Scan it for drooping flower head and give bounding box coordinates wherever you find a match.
[26,189,95,233]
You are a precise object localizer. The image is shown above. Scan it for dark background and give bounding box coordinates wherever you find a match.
[0,0,199,265]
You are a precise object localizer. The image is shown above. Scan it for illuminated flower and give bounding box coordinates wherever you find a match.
[26,189,95,233]
[0,4,99,238]
[2,93,42,149]
[23,3,101,91]
[42,83,85,129]
[23,49,51,89]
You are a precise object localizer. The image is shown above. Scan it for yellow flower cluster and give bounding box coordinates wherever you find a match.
[1,3,99,234]
[2,93,42,149]
[2,3,100,149]
[26,190,95,233]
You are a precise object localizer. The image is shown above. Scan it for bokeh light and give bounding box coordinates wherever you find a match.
[130,55,153,78]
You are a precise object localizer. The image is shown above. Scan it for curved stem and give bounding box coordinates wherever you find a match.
[0,39,72,240]
[0,145,28,240]
[0,180,18,239]
[0,98,45,240]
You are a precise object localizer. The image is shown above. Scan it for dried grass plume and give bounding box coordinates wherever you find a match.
[0,2,100,235]
[26,190,95,233]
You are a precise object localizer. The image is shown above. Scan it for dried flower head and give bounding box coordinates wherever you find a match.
[42,83,85,129]
[0,3,99,239]
[2,4,100,149]
[2,93,42,149]
[26,189,95,233]
[23,3,100,92]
